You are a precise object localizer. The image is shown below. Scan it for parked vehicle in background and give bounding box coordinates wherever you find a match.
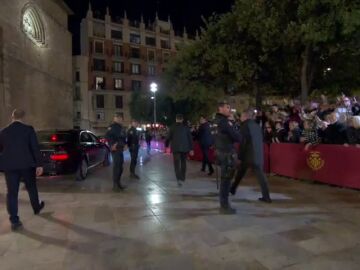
[37,129,111,180]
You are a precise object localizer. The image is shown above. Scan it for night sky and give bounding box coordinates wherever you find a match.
[64,0,234,54]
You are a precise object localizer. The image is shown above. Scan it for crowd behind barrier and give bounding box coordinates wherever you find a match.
[189,141,360,190]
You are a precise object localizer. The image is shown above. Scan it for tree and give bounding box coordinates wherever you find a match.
[162,0,360,111]
[129,91,152,123]
[162,39,225,120]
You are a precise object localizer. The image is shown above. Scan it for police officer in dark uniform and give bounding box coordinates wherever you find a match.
[127,120,140,179]
[213,101,242,214]
[105,113,127,192]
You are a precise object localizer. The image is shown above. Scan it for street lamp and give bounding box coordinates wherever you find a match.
[150,82,158,124]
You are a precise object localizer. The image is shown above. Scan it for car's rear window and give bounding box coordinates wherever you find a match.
[37,131,75,143]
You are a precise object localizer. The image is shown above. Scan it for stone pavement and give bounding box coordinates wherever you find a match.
[1,148,360,270]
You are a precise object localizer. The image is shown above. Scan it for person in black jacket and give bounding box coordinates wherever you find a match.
[0,109,45,231]
[323,112,348,145]
[213,101,242,214]
[230,109,271,203]
[166,114,194,187]
[105,113,127,191]
[127,120,141,179]
[198,116,214,175]
[272,121,288,143]
[145,129,153,155]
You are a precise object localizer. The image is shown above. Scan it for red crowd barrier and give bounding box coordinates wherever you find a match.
[190,141,360,189]
[270,143,360,189]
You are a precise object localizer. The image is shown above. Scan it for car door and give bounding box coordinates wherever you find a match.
[89,132,105,164]
[80,131,96,166]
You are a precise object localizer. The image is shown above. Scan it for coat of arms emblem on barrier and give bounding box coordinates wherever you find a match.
[307,151,325,171]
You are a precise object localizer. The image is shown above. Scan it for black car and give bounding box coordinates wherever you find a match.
[37,129,111,180]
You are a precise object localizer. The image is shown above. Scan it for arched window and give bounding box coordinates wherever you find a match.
[21,4,45,46]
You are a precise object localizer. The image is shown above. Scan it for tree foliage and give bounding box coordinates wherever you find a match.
[162,0,360,111]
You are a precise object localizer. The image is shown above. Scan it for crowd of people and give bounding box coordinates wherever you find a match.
[190,94,360,150]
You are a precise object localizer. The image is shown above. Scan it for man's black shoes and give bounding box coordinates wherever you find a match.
[258,197,272,203]
[11,221,23,231]
[229,186,236,195]
[34,201,45,215]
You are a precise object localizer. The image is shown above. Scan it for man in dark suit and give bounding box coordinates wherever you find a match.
[127,120,140,179]
[0,109,45,230]
[105,113,127,192]
[230,109,272,203]
[166,114,194,187]
[198,116,214,175]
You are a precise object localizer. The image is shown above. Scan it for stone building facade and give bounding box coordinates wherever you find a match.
[0,0,73,129]
[74,4,193,134]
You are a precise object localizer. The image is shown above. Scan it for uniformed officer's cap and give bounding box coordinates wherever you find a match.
[218,100,230,107]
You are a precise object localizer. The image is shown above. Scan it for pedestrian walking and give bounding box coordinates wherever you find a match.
[105,113,127,192]
[230,109,272,203]
[166,114,194,186]
[0,109,45,231]
[213,101,242,214]
[127,120,140,179]
[145,128,153,155]
[198,116,214,175]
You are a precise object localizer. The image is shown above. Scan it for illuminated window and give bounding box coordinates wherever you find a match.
[21,5,45,46]
[95,77,105,90]
[131,64,141,74]
[114,79,123,90]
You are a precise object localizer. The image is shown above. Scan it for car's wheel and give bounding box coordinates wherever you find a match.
[76,158,88,180]
[103,150,111,167]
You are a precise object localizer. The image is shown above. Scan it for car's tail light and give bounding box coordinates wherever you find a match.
[50,152,69,161]
[50,134,58,142]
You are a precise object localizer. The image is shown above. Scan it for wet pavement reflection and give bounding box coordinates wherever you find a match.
[1,146,360,269]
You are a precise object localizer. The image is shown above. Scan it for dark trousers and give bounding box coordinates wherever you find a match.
[219,159,236,208]
[129,146,139,174]
[5,168,41,223]
[173,152,187,181]
[146,140,151,154]
[232,162,270,199]
[112,151,124,188]
[201,145,214,172]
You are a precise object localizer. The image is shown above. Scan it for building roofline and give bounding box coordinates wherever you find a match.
[54,0,74,15]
